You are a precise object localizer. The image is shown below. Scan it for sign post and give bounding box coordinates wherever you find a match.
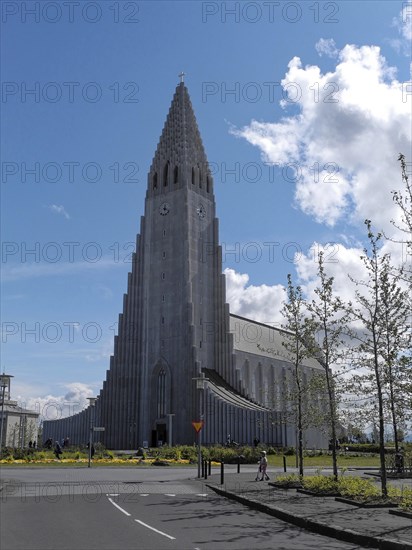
[86,397,97,468]
[191,421,204,434]
[192,420,204,478]
[192,373,208,478]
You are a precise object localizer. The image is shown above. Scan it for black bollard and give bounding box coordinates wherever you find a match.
[208,459,211,475]
[201,458,205,478]
[220,461,224,485]
[237,456,240,474]
[283,455,287,473]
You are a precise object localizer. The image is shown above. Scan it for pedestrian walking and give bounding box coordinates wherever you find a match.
[54,441,63,460]
[258,451,269,481]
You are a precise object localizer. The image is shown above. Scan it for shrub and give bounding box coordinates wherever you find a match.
[204,445,261,464]
[283,447,295,456]
[399,488,412,511]
[156,446,181,460]
[274,473,302,486]
[178,445,198,462]
[302,475,339,493]
[10,448,36,461]
[338,476,380,500]
[303,450,324,457]
[35,451,47,460]
[345,444,394,454]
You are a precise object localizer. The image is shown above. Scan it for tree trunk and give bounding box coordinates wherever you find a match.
[389,374,400,454]
[298,391,304,477]
[325,368,338,480]
[374,331,388,498]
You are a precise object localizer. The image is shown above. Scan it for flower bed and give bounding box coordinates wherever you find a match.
[269,473,412,511]
[270,473,302,489]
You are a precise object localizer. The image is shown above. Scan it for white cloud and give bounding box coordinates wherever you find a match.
[84,336,114,363]
[295,242,367,304]
[224,228,409,327]
[232,44,411,232]
[225,267,286,324]
[17,382,95,421]
[295,238,408,305]
[393,4,412,42]
[315,38,339,58]
[2,256,127,282]
[48,204,71,219]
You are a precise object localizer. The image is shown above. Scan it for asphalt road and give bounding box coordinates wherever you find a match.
[1,477,366,550]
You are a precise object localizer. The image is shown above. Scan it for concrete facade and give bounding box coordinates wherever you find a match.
[43,82,327,450]
[0,377,39,448]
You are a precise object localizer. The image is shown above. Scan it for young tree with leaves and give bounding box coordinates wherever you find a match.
[306,251,347,481]
[281,274,315,477]
[392,154,412,272]
[346,220,406,498]
[378,259,411,453]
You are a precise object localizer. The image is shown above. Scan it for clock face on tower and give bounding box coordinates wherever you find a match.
[159,203,170,216]
[197,204,206,219]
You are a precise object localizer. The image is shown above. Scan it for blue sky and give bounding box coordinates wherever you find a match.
[1,1,411,415]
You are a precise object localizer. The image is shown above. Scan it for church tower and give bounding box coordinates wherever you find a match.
[98,80,233,447]
[42,80,327,451]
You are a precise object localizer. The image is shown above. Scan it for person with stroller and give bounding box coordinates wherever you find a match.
[256,450,269,481]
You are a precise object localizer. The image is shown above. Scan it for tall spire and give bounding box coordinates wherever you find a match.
[148,81,212,193]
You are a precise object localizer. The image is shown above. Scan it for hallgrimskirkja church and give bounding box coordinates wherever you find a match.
[43,81,327,450]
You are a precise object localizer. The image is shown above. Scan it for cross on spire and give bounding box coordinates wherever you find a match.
[178,71,185,83]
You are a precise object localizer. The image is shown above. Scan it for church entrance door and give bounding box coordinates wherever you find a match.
[152,423,167,447]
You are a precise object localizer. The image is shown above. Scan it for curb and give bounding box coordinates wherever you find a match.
[206,484,412,550]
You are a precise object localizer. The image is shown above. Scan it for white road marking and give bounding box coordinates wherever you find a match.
[107,493,119,497]
[140,493,149,497]
[108,495,176,541]
[196,493,208,497]
[134,519,176,540]
[108,497,131,516]
[164,493,176,497]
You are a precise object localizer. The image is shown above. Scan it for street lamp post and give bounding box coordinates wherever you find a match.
[0,373,13,458]
[166,413,175,446]
[192,373,208,478]
[87,397,97,468]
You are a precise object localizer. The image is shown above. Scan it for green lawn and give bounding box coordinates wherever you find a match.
[269,454,380,468]
[1,453,381,468]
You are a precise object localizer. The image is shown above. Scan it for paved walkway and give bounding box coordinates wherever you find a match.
[1,465,411,548]
[201,468,412,550]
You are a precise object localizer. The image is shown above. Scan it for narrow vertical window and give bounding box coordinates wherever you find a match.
[206,176,211,193]
[163,162,169,186]
[198,166,202,189]
[153,172,158,189]
[174,166,178,184]
[192,167,195,185]
[157,369,166,418]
